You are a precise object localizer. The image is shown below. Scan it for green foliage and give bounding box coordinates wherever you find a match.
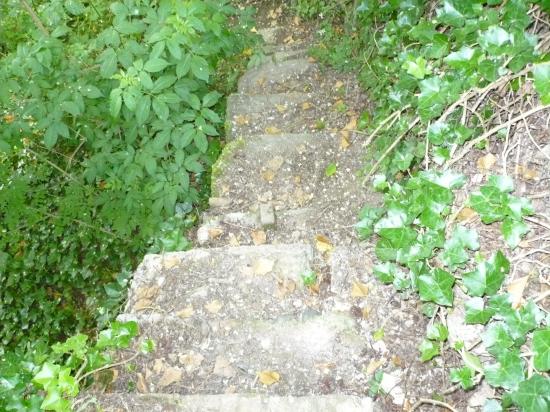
[1,321,148,411]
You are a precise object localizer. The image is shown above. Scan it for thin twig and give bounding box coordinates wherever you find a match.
[19,0,49,36]
[363,117,420,183]
[447,104,550,167]
[76,351,140,384]
[362,104,411,148]
[410,398,458,412]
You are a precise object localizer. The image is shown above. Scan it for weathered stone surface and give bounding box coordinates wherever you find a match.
[126,245,315,319]
[84,393,376,412]
[110,311,368,396]
[238,58,317,95]
[259,203,275,227]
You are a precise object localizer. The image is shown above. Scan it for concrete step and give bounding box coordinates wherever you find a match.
[83,393,377,412]
[125,244,317,320]
[210,133,373,233]
[238,58,318,95]
[109,311,369,396]
[226,92,347,140]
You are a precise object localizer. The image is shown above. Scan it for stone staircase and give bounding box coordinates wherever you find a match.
[85,26,448,412]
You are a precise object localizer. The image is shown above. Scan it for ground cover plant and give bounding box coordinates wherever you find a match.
[303,0,550,410]
[0,0,259,409]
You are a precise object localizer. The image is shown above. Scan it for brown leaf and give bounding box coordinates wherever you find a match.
[301,101,313,110]
[283,35,294,44]
[507,276,529,309]
[158,366,182,387]
[457,207,477,222]
[516,165,539,180]
[267,156,284,171]
[315,234,333,253]
[251,230,267,245]
[366,359,385,375]
[153,358,165,375]
[234,114,249,126]
[261,169,276,182]
[207,227,224,239]
[477,153,496,171]
[343,116,357,131]
[134,298,153,311]
[179,351,204,373]
[333,80,345,90]
[205,299,223,314]
[213,356,236,378]
[351,280,369,297]
[265,126,281,135]
[275,278,296,299]
[136,286,160,300]
[253,258,274,275]
[258,370,280,385]
[176,305,194,319]
[136,373,148,393]
[340,132,351,150]
[162,255,181,270]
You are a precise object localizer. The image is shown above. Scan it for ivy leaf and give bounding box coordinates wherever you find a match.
[450,367,475,389]
[403,56,431,79]
[483,399,503,412]
[532,328,550,371]
[444,46,478,70]
[484,349,525,390]
[482,322,515,357]
[509,374,550,412]
[356,206,384,239]
[373,262,397,284]
[419,339,440,361]
[533,62,550,104]
[426,323,448,341]
[144,58,169,73]
[33,362,60,388]
[501,218,529,249]
[418,268,455,306]
[478,26,512,55]
[440,226,479,269]
[463,251,509,296]
[465,297,495,324]
[418,77,447,120]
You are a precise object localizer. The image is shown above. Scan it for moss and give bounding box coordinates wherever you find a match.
[210,136,246,197]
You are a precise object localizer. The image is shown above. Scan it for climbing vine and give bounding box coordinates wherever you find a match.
[307,0,550,410]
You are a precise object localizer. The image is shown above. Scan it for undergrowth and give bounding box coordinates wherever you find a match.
[0,0,260,409]
[303,0,550,410]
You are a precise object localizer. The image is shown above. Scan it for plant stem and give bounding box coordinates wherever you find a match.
[19,0,49,36]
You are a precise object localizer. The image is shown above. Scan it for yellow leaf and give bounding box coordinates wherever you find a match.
[204,299,223,314]
[158,367,182,387]
[207,227,224,239]
[301,101,313,110]
[477,153,496,171]
[261,169,276,182]
[242,48,253,57]
[258,370,280,385]
[265,126,281,135]
[351,280,369,297]
[457,207,477,222]
[516,165,539,180]
[366,358,385,375]
[176,305,194,319]
[340,132,350,150]
[315,234,333,253]
[234,115,249,126]
[251,230,267,245]
[333,80,344,90]
[343,116,357,131]
[275,278,296,299]
[162,255,181,270]
[253,258,274,275]
[275,104,287,113]
[507,276,529,309]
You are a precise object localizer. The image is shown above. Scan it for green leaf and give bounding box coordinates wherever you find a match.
[510,374,550,412]
[33,362,60,388]
[41,388,70,411]
[191,55,210,81]
[483,399,503,412]
[176,54,192,78]
[533,328,550,371]
[450,367,475,389]
[482,322,515,357]
[403,56,431,79]
[426,323,448,341]
[152,98,169,121]
[501,218,529,249]
[465,297,495,324]
[325,163,337,177]
[109,88,122,118]
[194,130,208,153]
[418,268,455,306]
[533,63,550,104]
[444,46,478,70]
[484,349,525,390]
[140,338,156,354]
[419,339,440,361]
[202,91,222,108]
[81,85,103,99]
[144,58,169,73]
[57,367,78,397]
[418,77,447,120]
[135,96,151,125]
[478,26,512,55]
[99,48,117,78]
[463,251,509,296]
[373,262,398,284]
[51,333,88,358]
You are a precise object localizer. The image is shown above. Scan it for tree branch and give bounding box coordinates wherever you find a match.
[19,0,49,37]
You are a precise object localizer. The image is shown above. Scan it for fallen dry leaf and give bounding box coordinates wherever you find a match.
[267,156,284,171]
[343,116,357,131]
[477,153,496,171]
[340,133,351,150]
[158,366,182,388]
[162,255,181,270]
[391,355,403,367]
[228,233,240,247]
[261,169,276,182]
[265,126,281,135]
[136,372,147,393]
[457,207,477,222]
[283,35,294,44]
[366,358,385,375]
[307,56,317,63]
[176,305,194,319]
[234,114,249,126]
[258,370,280,385]
[362,306,371,319]
[275,104,287,113]
[275,277,296,299]
[315,234,333,253]
[251,230,267,245]
[351,280,369,298]
[213,356,236,378]
[205,299,223,314]
[134,299,154,311]
[516,165,539,180]
[136,286,160,300]
[253,258,275,275]
[153,358,165,375]
[333,80,345,90]
[507,276,529,309]
[302,101,313,110]
[208,227,224,239]
[179,351,204,373]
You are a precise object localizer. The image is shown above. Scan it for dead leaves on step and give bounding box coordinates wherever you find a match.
[258,370,280,385]
[315,234,333,254]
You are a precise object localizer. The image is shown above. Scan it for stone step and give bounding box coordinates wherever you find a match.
[109,311,369,396]
[125,244,319,320]
[210,133,373,234]
[238,58,318,95]
[226,92,345,140]
[85,393,376,412]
